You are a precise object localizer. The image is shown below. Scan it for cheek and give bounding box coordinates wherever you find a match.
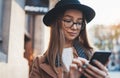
[62,29,69,38]
[64,29,81,39]
[77,30,81,35]
[63,29,67,36]
[75,31,80,37]
[61,25,81,38]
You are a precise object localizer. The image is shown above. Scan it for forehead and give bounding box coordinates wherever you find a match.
[63,9,83,19]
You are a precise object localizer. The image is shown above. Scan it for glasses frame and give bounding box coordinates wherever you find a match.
[62,19,83,29]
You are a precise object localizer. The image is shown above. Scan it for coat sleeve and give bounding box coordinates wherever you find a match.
[29,57,42,78]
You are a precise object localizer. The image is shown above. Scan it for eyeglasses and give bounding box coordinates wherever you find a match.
[62,19,83,29]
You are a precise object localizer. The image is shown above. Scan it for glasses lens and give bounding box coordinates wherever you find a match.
[76,22,82,28]
[63,19,73,27]
[62,19,82,29]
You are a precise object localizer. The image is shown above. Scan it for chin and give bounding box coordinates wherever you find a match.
[68,37,76,41]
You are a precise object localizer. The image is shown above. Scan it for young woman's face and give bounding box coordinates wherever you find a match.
[61,9,83,41]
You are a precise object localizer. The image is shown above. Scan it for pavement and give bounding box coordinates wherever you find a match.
[109,71,120,78]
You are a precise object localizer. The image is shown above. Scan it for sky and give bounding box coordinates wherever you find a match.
[80,0,120,27]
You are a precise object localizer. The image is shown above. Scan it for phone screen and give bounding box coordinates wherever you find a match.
[89,51,112,67]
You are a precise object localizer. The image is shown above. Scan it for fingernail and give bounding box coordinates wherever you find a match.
[92,59,96,63]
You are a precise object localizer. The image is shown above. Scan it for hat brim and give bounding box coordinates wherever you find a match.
[43,4,95,26]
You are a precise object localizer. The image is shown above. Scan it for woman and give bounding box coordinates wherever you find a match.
[29,0,110,78]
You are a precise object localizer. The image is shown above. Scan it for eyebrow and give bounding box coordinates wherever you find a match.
[63,15,83,20]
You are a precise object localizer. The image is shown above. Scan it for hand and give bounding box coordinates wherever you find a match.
[69,57,88,78]
[82,60,111,78]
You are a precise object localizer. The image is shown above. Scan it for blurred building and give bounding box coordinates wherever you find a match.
[108,35,120,71]
[88,24,120,71]
[0,0,58,78]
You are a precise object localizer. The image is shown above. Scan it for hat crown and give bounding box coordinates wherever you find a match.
[55,0,81,8]
[43,0,95,26]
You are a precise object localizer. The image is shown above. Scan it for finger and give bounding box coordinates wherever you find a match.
[69,64,76,78]
[72,58,83,67]
[82,71,93,78]
[70,63,78,70]
[84,66,102,78]
[87,63,107,77]
[72,58,89,73]
[77,57,89,64]
[70,64,82,78]
[92,60,108,73]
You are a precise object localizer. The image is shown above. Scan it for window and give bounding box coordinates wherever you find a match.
[0,0,3,50]
[0,0,11,62]
[0,0,7,62]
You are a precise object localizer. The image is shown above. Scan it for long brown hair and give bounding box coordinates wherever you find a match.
[45,10,93,73]
[75,18,93,59]
[45,18,64,73]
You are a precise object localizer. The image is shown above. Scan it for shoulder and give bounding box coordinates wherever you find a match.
[29,55,46,78]
[33,55,46,65]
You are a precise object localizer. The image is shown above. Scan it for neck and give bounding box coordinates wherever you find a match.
[64,40,73,48]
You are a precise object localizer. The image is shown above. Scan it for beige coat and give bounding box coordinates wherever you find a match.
[29,49,79,78]
[30,55,57,78]
[29,55,71,78]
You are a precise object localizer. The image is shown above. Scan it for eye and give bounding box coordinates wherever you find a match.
[77,22,82,25]
[63,19,72,23]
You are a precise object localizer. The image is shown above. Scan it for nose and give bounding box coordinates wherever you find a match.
[71,23,77,30]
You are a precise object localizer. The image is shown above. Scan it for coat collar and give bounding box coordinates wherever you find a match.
[39,55,64,78]
[38,48,79,78]
[39,63,57,78]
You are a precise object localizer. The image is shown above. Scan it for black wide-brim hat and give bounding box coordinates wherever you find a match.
[43,0,95,26]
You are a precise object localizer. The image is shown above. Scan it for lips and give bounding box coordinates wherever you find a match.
[68,32,77,36]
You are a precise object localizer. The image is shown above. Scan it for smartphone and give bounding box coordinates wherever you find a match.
[81,51,112,78]
[89,51,112,67]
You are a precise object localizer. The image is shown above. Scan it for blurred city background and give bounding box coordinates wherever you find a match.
[0,0,120,78]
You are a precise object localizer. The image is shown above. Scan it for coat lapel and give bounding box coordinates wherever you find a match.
[39,63,57,78]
